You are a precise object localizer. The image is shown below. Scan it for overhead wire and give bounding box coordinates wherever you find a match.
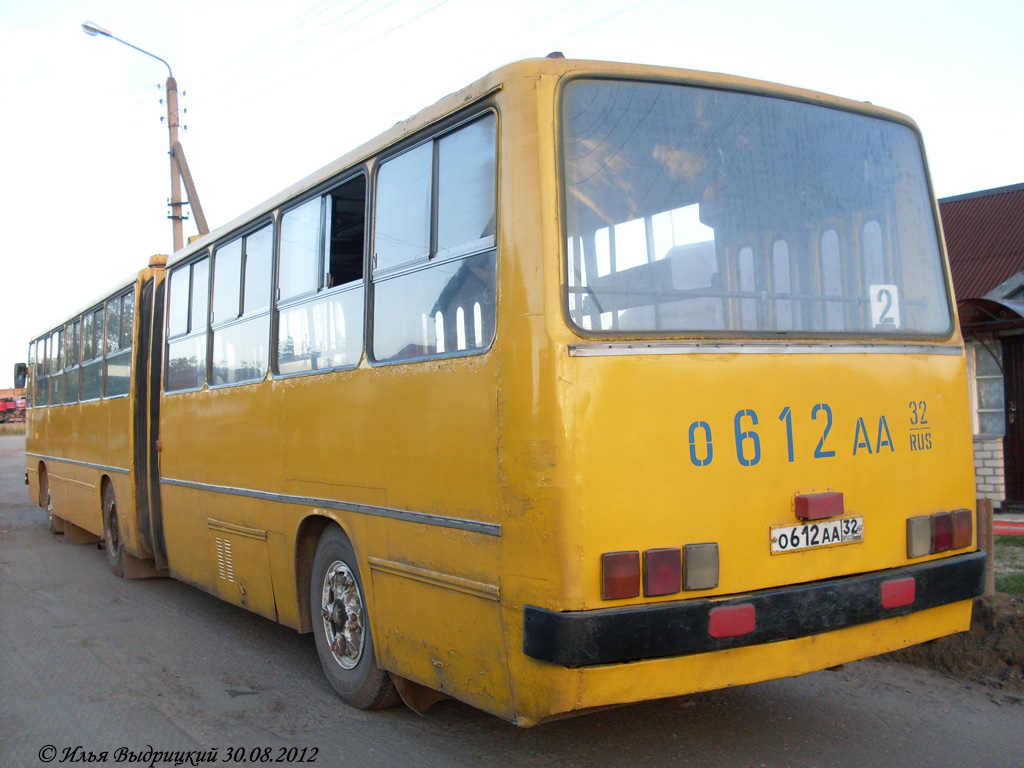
[195,0,338,81]
[197,0,453,123]
[192,0,387,106]
[370,0,673,130]
[569,0,690,50]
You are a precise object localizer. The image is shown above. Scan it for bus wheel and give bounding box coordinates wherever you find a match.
[103,484,124,577]
[310,526,399,710]
[40,466,60,535]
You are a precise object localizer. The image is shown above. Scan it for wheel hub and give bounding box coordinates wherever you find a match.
[320,561,365,669]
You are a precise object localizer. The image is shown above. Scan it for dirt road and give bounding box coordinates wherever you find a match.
[1,435,1021,767]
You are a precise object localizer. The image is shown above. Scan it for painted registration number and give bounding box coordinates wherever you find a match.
[771,517,864,554]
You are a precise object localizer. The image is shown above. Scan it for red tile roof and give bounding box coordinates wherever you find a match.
[940,183,1024,300]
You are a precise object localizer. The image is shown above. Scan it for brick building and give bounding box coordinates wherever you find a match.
[943,182,1024,511]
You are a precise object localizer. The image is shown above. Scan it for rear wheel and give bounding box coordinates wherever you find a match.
[310,526,399,709]
[40,466,60,535]
[103,484,124,577]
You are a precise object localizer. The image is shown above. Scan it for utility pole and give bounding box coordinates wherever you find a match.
[166,74,184,252]
[82,22,209,253]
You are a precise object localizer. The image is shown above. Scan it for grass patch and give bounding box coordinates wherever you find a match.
[995,534,1024,598]
[996,573,1024,597]
[0,423,25,436]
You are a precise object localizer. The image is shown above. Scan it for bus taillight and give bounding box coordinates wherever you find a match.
[601,551,640,599]
[602,544,720,600]
[906,510,973,558]
[643,548,681,596]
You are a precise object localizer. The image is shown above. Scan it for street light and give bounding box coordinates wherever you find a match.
[82,21,208,253]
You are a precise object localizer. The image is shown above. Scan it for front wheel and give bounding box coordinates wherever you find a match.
[103,484,124,577]
[310,526,399,710]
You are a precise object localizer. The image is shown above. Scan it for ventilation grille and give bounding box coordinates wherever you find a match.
[215,536,235,582]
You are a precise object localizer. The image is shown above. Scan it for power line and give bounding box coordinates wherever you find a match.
[195,0,337,80]
[571,0,689,51]
[191,0,389,107]
[198,0,453,123]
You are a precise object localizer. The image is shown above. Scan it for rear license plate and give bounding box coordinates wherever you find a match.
[771,517,864,554]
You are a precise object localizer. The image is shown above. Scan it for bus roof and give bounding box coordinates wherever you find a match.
[165,57,918,271]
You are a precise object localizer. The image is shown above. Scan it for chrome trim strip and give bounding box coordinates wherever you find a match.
[568,342,964,357]
[26,452,130,475]
[207,519,268,541]
[368,556,500,601]
[160,478,501,537]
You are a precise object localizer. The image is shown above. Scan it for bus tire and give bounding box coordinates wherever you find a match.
[103,483,124,577]
[40,465,61,535]
[310,526,399,710]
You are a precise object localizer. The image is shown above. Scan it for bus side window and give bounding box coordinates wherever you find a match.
[35,335,49,407]
[276,175,366,377]
[50,329,63,405]
[82,308,104,401]
[326,176,366,289]
[372,113,497,362]
[104,291,132,398]
[166,257,210,392]
[65,318,81,404]
[212,225,272,386]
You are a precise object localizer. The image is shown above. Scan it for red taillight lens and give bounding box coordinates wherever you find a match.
[931,512,953,553]
[643,548,681,597]
[952,508,973,549]
[708,604,755,638]
[881,577,916,609]
[601,551,640,600]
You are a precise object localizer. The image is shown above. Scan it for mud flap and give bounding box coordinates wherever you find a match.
[389,673,450,715]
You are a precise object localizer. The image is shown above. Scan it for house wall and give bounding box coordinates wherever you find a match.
[973,436,1005,508]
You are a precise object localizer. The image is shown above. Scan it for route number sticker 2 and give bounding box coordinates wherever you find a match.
[870,284,901,329]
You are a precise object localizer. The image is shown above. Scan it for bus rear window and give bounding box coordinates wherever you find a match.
[561,79,951,337]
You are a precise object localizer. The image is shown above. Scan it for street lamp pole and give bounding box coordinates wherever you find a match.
[82,22,208,253]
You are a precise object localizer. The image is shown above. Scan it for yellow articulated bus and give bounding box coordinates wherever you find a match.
[23,57,984,726]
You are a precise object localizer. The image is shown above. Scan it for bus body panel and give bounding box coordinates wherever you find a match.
[556,348,974,606]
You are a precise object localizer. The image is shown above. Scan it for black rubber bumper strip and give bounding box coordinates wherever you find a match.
[523,550,986,667]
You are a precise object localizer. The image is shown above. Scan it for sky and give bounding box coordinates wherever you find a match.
[1,0,1022,387]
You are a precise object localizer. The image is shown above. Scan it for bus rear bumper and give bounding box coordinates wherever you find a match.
[523,550,986,668]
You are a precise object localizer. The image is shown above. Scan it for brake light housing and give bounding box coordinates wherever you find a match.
[601,551,640,600]
[643,548,681,597]
[907,509,973,558]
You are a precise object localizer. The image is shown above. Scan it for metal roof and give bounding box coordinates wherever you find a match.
[940,182,1024,300]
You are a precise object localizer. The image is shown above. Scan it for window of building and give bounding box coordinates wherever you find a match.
[969,340,1004,435]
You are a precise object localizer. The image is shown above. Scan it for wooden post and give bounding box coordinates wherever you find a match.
[976,498,996,596]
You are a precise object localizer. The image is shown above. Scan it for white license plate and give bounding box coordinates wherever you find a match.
[771,517,864,554]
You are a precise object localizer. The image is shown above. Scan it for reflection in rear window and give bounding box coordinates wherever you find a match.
[562,79,951,337]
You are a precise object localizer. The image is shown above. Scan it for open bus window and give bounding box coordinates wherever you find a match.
[372,113,497,363]
[276,174,366,376]
[326,176,366,288]
[561,79,952,337]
